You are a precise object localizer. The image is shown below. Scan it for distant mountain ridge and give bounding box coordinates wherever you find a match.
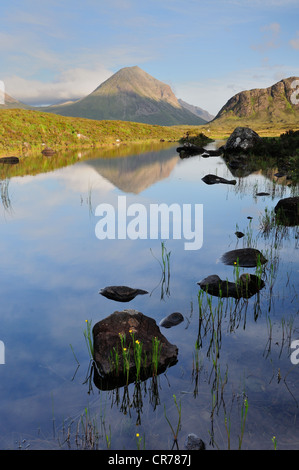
[213,77,299,126]
[41,66,207,126]
[178,99,214,122]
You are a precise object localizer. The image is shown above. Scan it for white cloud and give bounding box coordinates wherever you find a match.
[290,32,299,50]
[251,22,281,53]
[4,66,113,106]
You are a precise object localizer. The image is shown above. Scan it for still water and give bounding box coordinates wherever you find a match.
[0,142,298,450]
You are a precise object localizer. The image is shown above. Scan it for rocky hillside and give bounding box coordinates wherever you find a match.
[212,77,299,127]
[41,66,206,126]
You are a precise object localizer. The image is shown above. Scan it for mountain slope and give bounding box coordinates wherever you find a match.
[41,66,207,126]
[212,77,299,128]
[178,99,214,122]
[0,92,32,110]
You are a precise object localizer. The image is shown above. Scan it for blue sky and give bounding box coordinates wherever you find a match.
[0,0,298,115]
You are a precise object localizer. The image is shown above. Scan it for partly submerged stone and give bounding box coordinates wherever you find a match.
[92,309,178,390]
[198,273,265,299]
[184,433,206,450]
[159,312,184,328]
[274,196,299,226]
[221,248,267,267]
[202,174,236,185]
[99,285,148,302]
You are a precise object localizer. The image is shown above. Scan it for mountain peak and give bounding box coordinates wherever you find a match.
[92,65,180,108]
[41,66,206,126]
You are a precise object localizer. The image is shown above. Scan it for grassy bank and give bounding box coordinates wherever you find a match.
[0,108,192,156]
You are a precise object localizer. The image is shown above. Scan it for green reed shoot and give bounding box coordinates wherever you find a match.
[84,319,94,358]
[119,333,131,384]
[164,394,182,450]
[238,397,249,449]
[130,330,143,381]
[151,336,162,376]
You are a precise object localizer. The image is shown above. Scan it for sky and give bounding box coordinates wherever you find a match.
[0,0,298,115]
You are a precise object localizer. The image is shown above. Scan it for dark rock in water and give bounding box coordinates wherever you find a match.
[198,273,265,299]
[176,144,205,158]
[42,147,56,156]
[92,309,178,390]
[0,156,19,164]
[224,127,261,152]
[256,192,270,196]
[221,248,267,267]
[99,285,148,302]
[202,174,237,185]
[184,433,206,450]
[235,231,245,238]
[159,312,184,328]
[274,196,299,226]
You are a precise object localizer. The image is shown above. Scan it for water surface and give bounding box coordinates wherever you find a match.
[0,142,298,450]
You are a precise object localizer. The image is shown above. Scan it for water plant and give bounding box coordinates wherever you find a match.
[164,394,182,450]
[83,319,94,358]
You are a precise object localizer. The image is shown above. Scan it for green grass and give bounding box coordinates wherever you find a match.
[0,108,195,156]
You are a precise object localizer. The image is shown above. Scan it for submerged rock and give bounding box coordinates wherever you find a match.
[202,174,237,185]
[274,196,299,226]
[198,273,265,299]
[99,285,148,302]
[184,433,206,450]
[221,248,267,267]
[92,309,178,389]
[159,312,184,328]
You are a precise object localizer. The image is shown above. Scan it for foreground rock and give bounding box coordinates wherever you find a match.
[92,309,178,390]
[184,433,206,450]
[99,285,148,302]
[224,127,261,152]
[202,174,236,185]
[159,312,184,328]
[221,248,267,267]
[198,273,265,299]
[274,196,299,226]
[176,144,222,159]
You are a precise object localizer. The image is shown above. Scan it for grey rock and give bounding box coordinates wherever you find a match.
[184,433,206,450]
[274,196,299,226]
[202,174,236,185]
[221,248,267,267]
[159,312,184,328]
[99,285,148,302]
[92,309,178,389]
[224,127,261,152]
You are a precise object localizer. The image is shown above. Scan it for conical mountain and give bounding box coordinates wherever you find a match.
[212,77,299,127]
[0,92,32,110]
[42,66,207,126]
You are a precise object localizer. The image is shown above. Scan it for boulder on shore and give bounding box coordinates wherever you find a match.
[92,309,178,390]
[224,127,261,153]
